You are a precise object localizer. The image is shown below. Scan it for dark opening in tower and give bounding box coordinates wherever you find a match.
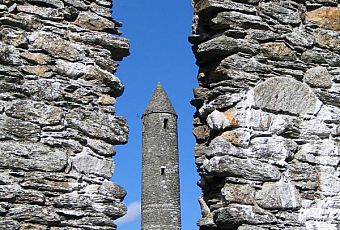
[163,118,168,129]
[161,166,166,175]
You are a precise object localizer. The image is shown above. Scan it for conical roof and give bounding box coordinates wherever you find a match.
[143,83,177,116]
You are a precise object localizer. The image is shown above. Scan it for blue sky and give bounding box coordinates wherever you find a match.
[111,1,201,230]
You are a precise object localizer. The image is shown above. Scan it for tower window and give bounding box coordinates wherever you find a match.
[163,118,168,129]
[161,166,166,175]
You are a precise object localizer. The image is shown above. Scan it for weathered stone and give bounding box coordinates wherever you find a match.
[0,142,68,172]
[0,115,41,141]
[196,35,259,61]
[74,11,116,33]
[215,204,277,227]
[17,4,64,20]
[301,48,340,66]
[256,181,302,210]
[67,110,127,145]
[313,28,340,52]
[207,110,232,131]
[203,156,281,181]
[0,0,129,229]
[194,0,257,15]
[206,136,243,158]
[211,11,269,30]
[304,66,333,88]
[28,31,87,61]
[5,100,63,125]
[221,183,256,205]
[250,136,297,166]
[253,77,319,115]
[1,27,27,47]
[0,184,45,204]
[305,7,340,31]
[69,31,130,61]
[258,2,301,25]
[191,0,340,229]
[8,205,60,225]
[219,54,273,74]
[99,181,126,200]
[260,42,297,61]
[71,148,114,178]
[285,27,315,48]
[221,128,251,148]
[0,43,22,65]
[20,51,52,65]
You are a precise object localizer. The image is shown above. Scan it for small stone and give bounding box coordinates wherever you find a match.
[207,110,231,131]
[260,42,297,61]
[285,26,314,48]
[304,66,333,88]
[71,148,115,178]
[255,181,302,210]
[97,95,115,105]
[74,11,116,33]
[221,183,256,205]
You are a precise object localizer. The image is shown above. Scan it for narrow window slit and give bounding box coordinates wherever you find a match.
[161,166,166,175]
[163,118,168,129]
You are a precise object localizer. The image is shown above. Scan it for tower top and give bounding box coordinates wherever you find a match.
[143,82,177,117]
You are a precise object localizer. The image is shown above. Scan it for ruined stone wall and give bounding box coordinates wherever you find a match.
[0,0,129,229]
[190,0,340,229]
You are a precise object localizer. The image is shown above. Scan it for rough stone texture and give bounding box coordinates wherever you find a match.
[142,84,181,230]
[190,0,340,229]
[0,0,129,229]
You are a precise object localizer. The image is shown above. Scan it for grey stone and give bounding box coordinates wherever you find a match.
[74,11,116,33]
[253,77,320,115]
[211,11,269,30]
[258,2,301,25]
[194,0,257,15]
[302,48,340,66]
[0,0,129,229]
[203,155,281,181]
[304,66,333,88]
[28,31,87,61]
[71,148,115,179]
[5,100,63,126]
[0,115,41,141]
[66,110,128,145]
[69,31,130,61]
[215,204,277,226]
[255,181,302,210]
[0,141,68,172]
[196,35,260,61]
[285,26,315,48]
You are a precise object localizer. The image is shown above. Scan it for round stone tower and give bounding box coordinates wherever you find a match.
[141,83,181,230]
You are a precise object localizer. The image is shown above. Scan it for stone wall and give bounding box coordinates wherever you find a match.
[0,0,129,229]
[190,0,340,229]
